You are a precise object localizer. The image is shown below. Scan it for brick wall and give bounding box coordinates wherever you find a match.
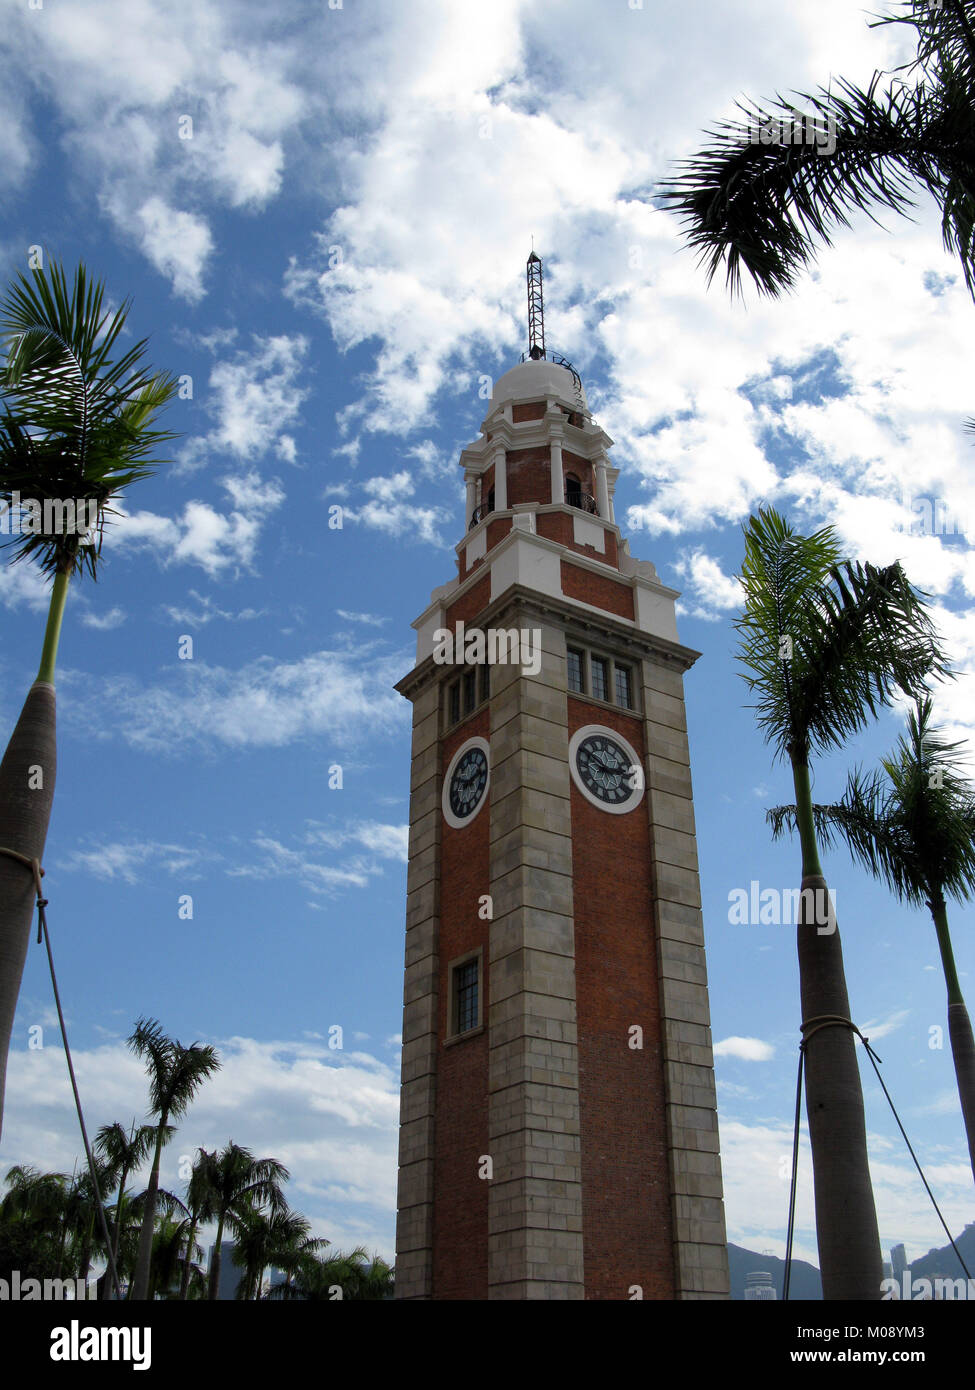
[512,401,546,422]
[432,708,491,1299]
[567,695,676,1299]
[561,560,634,620]
[505,446,551,508]
[447,575,491,630]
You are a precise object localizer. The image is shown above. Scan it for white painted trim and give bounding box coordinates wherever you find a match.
[568,724,645,815]
[442,736,491,829]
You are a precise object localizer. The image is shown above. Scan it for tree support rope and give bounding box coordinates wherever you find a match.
[783,1013,971,1300]
[0,846,122,1299]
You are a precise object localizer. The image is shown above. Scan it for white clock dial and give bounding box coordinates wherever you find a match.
[442,737,491,829]
[568,725,644,814]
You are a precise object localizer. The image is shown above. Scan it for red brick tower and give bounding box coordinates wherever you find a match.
[394,256,728,1300]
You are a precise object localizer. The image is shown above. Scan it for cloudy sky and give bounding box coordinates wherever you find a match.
[1,0,973,1280]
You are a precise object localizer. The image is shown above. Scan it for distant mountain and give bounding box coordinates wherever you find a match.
[907,1222,975,1283]
[728,1220,975,1301]
[728,1243,822,1301]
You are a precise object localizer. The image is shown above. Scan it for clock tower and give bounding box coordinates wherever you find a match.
[393,255,729,1300]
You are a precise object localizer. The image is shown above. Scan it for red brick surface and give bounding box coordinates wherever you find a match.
[567,695,676,1299]
[561,560,634,620]
[512,401,546,422]
[432,708,491,1299]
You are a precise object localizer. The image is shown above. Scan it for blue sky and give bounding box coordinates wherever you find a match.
[1,0,974,1274]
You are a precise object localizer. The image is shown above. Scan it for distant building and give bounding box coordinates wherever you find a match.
[744,1271,777,1301]
[891,1244,908,1280]
[208,1242,243,1301]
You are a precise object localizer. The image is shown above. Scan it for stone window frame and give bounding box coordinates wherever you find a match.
[445,947,484,1044]
[566,642,641,716]
[443,665,491,732]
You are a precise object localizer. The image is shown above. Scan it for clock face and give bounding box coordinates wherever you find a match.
[443,737,490,828]
[569,725,644,814]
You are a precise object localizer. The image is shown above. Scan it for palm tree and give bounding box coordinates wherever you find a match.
[0,1164,73,1283]
[267,1246,394,1301]
[94,1120,157,1299]
[126,1018,220,1301]
[232,1207,321,1300]
[202,1143,288,1301]
[769,695,975,1185]
[0,261,177,1139]
[178,1148,216,1300]
[735,508,946,1299]
[657,2,975,301]
[64,1158,116,1287]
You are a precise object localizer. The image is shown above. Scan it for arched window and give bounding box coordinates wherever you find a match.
[565,474,582,509]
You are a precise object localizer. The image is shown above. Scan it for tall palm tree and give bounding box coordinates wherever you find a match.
[94,1120,157,1299]
[657,2,975,300]
[232,1207,321,1300]
[64,1157,115,1286]
[736,508,947,1299]
[178,1148,216,1301]
[202,1143,288,1301]
[770,695,975,1185]
[126,1018,220,1301]
[0,261,177,1139]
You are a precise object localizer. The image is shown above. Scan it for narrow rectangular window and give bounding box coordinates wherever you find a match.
[567,648,584,693]
[463,668,477,714]
[449,680,460,725]
[591,656,608,702]
[615,665,632,709]
[480,664,491,703]
[455,959,479,1034]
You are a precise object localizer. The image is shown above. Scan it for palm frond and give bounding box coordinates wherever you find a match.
[735,509,947,763]
[657,12,975,299]
[770,695,975,906]
[0,260,178,580]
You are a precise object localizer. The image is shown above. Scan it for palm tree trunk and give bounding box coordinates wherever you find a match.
[930,898,975,1186]
[793,757,882,1300]
[0,565,71,1141]
[180,1216,199,1299]
[208,1215,225,1301]
[130,1117,165,1301]
[0,682,57,1142]
[103,1165,130,1299]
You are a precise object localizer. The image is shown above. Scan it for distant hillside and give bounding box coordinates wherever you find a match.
[728,1243,822,1301]
[728,1220,975,1301]
[907,1222,975,1282]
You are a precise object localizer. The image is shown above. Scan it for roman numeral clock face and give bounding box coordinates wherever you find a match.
[568,725,645,814]
[442,737,490,829]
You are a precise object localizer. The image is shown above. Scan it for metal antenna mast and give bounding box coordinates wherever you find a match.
[526,251,545,360]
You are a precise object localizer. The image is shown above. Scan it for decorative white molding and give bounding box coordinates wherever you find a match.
[572,512,605,553]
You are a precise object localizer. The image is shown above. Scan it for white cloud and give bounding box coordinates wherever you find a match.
[714,1036,776,1062]
[309,821,409,864]
[0,1031,399,1259]
[335,610,390,628]
[673,550,742,621]
[110,471,285,577]
[132,196,213,302]
[162,591,265,626]
[62,840,205,885]
[228,835,383,895]
[0,560,51,613]
[62,648,408,753]
[79,605,126,631]
[203,337,310,462]
[861,1009,911,1043]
